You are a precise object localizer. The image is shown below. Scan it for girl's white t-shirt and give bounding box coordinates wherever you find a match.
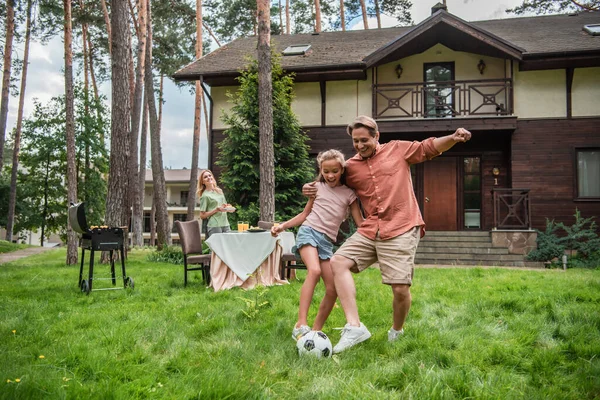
[304,182,357,242]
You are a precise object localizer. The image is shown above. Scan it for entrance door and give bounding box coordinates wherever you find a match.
[423,156,457,230]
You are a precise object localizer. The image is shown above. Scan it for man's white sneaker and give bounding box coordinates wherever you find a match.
[332,323,371,353]
[388,327,404,342]
[292,325,310,341]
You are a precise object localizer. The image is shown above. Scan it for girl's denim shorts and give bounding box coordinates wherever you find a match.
[294,225,334,260]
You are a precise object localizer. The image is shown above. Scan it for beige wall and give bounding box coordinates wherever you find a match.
[513,69,566,118]
[572,67,600,117]
[212,86,236,130]
[291,82,321,126]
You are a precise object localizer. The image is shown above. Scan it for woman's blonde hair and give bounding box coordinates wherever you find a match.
[197,169,222,198]
[316,149,346,184]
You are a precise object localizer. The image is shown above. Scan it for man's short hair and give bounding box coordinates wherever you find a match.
[347,115,378,137]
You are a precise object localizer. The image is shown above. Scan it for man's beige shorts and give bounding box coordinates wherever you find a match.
[335,227,420,285]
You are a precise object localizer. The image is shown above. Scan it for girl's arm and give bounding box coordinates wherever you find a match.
[199,205,224,220]
[349,200,364,227]
[271,197,315,236]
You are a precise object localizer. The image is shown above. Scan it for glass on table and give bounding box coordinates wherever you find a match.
[237,221,244,232]
[243,221,250,231]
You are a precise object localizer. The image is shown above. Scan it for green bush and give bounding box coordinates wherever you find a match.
[147,245,184,265]
[526,218,564,262]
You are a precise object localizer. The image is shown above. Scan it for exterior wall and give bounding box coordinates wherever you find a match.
[572,67,600,117]
[291,82,321,126]
[513,69,566,118]
[511,118,600,230]
[211,86,236,130]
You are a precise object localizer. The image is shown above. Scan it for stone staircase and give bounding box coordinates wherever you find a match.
[415,231,542,268]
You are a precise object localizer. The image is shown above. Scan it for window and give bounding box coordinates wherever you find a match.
[143,212,152,233]
[583,24,600,36]
[463,157,481,229]
[576,148,600,199]
[172,213,187,232]
[423,62,455,118]
[180,191,189,207]
[282,44,311,56]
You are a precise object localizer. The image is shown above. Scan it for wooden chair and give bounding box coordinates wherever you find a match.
[174,220,211,286]
[258,221,307,279]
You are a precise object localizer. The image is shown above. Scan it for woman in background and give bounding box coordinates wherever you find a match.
[197,169,235,238]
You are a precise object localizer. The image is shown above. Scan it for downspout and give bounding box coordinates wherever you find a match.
[199,75,214,170]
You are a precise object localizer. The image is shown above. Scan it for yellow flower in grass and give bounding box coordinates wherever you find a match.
[6,379,11,383]
[38,355,45,359]
[15,379,20,383]
[11,330,16,335]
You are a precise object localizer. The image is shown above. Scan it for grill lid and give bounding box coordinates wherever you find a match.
[68,202,89,234]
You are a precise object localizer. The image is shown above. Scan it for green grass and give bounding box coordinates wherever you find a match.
[1,249,599,399]
[0,240,31,254]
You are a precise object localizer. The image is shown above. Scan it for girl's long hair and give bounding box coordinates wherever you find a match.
[316,149,347,185]
[197,169,223,198]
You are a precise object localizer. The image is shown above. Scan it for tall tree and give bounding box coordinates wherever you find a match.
[374,0,381,28]
[314,0,322,32]
[145,0,170,248]
[64,0,78,264]
[340,0,345,31]
[0,0,15,171]
[217,54,313,224]
[186,0,202,222]
[285,0,290,34]
[6,0,33,242]
[359,0,369,29]
[104,0,130,242]
[130,0,147,246]
[507,0,599,14]
[257,0,274,222]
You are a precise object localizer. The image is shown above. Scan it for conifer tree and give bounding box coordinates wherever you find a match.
[217,53,314,224]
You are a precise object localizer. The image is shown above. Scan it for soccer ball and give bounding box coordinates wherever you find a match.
[296,330,332,359]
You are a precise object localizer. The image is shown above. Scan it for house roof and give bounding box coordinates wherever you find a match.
[173,10,600,84]
[145,169,201,184]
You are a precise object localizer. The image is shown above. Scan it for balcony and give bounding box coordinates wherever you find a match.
[373,78,513,119]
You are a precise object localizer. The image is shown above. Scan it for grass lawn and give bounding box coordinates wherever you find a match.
[0,240,31,254]
[1,249,599,399]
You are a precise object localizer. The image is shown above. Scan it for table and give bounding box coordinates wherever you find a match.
[206,231,295,292]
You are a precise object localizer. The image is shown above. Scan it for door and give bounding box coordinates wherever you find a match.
[423,156,457,230]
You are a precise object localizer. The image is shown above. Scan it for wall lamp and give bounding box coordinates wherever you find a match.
[395,64,403,79]
[477,59,486,75]
[492,167,500,186]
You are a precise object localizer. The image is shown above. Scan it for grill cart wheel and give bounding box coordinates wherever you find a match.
[81,280,90,295]
[126,276,135,289]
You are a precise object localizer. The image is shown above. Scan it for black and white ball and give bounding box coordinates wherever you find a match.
[296,330,332,359]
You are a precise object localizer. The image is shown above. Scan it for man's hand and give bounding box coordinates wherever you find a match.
[270,225,284,237]
[452,127,471,143]
[302,181,318,198]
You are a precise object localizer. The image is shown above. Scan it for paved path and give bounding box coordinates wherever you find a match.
[0,246,59,265]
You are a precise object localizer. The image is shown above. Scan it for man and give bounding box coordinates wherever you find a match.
[303,115,471,353]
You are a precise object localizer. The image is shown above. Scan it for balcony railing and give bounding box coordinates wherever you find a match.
[492,188,531,230]
[373,78,513,119]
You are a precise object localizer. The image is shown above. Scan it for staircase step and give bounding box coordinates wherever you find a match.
[418,241,494,248]
[417,247,509,255]
[416,259,530,267]
[421,236,491,243]
[416,253,525,261]
[425,231,490,237]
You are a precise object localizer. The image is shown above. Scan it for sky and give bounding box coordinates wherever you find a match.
[5,0,528,170]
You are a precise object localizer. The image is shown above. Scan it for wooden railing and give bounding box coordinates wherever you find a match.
[373,78,513,119]
[492,188,531,230]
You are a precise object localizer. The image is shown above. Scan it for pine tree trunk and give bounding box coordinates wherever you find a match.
[101,0,112,55]
[129,0,147,246]
[340,0,345,31]
[187,0,203,221]
[64,0,78,264]
[145,0,170,249]
[285,0,290,34]
[257,0,275,223]
[278,0,283,34]
[374,0,381,28]
[104,0,131,256]
[359,0,369,29]
[134,93,149,247]
[314,0,321,32]
[6,0,32,242]
[0,0,15,171]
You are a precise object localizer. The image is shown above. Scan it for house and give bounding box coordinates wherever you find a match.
[144,169,202,245]
[173,4,600,262]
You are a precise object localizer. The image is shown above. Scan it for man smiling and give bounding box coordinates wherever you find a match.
[303,115,471,353]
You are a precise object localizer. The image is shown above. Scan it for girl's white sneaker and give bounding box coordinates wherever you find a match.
[388,327,404,342]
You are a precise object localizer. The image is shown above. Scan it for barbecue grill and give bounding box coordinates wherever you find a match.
[68,202,134,294]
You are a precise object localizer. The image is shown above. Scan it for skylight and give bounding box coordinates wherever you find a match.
[583,24,600,36]
[282,44,311,56]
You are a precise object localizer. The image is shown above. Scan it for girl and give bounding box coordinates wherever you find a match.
[197,169,235,238]
[271,150,363,340]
